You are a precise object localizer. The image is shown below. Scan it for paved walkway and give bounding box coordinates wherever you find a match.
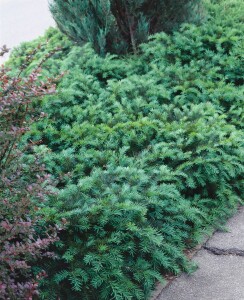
[154,206,244,300]
[0,0,55,63]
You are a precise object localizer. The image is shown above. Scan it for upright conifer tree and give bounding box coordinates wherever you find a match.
[50,0,201,55]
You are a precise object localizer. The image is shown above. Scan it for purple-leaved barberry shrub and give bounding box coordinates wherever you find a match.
[0,46,64,299]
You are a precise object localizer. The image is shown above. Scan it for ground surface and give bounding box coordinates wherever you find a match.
[0,0,54,62]
[154,207,244,300]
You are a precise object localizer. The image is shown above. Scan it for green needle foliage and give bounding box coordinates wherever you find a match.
[35,99,243,299]
[49,0,202,55]
[7,0,244,299]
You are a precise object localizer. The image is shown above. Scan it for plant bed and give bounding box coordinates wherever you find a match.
[4,0,244,298]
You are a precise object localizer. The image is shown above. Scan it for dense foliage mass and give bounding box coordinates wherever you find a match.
[6,0,244,299]
[49,0,202,55]
[0,47,63,298]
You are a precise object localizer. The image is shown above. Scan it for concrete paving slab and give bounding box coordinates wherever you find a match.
[206,207,244,251]
[157,250,244,300]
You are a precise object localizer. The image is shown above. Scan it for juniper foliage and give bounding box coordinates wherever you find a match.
[49,0,202,55]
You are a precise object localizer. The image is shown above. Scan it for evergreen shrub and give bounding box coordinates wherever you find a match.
[49,0,202,55]
[34,98,243,299]
[6,28,72,77]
